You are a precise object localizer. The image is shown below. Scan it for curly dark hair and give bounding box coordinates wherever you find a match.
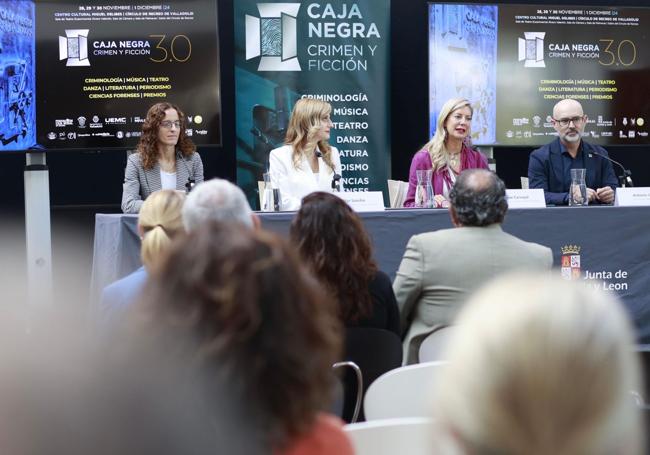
[449,169,508,226]
[137,102,196,170]
[135,222,342,450]
[290,192,378,323]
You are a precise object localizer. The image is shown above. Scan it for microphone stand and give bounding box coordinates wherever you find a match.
[315,149,341,192]
[590,150,634,187]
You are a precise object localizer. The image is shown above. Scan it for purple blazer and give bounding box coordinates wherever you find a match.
[403,145,489,207]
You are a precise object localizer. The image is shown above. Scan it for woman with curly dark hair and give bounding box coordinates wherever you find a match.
[133,222,352,455]
[290,192,400,335]
[121,102,204,213]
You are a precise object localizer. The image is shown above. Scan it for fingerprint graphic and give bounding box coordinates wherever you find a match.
[525,40,536,60]
[68,38,80,58]
[261,18,281,56]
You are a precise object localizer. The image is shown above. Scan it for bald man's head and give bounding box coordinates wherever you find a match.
[553,99,583,119]
[552,99,587,145]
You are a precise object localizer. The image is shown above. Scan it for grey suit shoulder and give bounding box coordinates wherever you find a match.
[394,224,552,364]
[411,225,552,268]
[121,151,204,214]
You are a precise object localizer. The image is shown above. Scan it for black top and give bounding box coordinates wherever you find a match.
[346,270,400,337]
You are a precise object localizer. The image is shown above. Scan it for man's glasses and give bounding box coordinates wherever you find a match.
[553,116,584,127]
[160,120,182,129]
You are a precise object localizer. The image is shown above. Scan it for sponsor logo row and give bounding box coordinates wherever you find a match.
[46,128,208,141]
[54,115,204,128]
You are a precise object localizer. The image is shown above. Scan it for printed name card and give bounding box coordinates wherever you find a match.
[336,191,385,212]
[615,187,650,207]
[505,189,545,208]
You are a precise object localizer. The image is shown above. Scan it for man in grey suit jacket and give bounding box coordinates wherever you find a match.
[394,169,553,363]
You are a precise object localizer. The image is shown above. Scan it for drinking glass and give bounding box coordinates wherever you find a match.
[415,169,434,208]
[262,172,277,211]
[569,168,588,206]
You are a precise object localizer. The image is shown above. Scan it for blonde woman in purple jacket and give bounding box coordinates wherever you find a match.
[404,98,488,208]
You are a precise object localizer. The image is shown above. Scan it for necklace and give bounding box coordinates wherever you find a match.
[448,152,460,170]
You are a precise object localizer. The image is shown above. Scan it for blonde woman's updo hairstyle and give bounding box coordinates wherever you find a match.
[424,98,473,173]
[138,190,185,270]
[433,273,643,455]
[285,98,335,172]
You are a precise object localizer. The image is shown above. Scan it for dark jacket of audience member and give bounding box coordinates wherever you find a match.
[290,192,400,336]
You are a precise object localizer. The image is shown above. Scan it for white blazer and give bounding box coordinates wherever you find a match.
[269,144,343,211]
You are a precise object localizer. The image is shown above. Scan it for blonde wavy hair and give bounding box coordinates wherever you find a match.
[139,190,185,270]
[285,98,334,172]
[432,273,643,455]
[423,98,473,172]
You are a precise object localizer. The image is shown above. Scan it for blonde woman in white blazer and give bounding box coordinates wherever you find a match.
[269,98,343,211]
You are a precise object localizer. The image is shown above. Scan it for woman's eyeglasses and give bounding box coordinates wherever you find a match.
[160,120,182,129]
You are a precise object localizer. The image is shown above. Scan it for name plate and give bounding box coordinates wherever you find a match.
[615,187,650,206]
[336,191,385,212]
[506,189,545,208]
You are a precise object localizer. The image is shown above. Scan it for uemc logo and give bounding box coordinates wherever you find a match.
[245,3,300,71]
[518,32,545,68]
[59,29,90,66]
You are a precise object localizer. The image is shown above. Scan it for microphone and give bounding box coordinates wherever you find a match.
[314,149,340,191]
[331,173,342,192]
[177,151,196,193]
[589,150,633,187]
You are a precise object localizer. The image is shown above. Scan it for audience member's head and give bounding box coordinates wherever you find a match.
[432,273,643,455]
[290,192,378,323]
[138,189,185,270]
[182,178,255,231]
[448,168,507,227]
[136,222,342,451]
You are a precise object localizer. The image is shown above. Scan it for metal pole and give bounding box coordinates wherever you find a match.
[24,152,53,306]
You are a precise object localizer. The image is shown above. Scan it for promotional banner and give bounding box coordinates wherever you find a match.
[429,4,497,145]
[429,4,650,146]
[0,1,36,151]
[234,0,390,207]
[34,0,221,149]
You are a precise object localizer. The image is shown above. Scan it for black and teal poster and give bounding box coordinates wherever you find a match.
[234,1,390,207]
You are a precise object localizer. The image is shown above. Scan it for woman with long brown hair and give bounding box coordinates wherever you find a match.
[121,102,204,213]
[134,222,353,455]
[290,192,399,335]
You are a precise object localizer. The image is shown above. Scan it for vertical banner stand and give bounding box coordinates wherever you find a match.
[24,152,53,306]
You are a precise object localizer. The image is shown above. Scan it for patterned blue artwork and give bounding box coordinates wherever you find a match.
[0,0,36,151]
[429,4,498,145]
